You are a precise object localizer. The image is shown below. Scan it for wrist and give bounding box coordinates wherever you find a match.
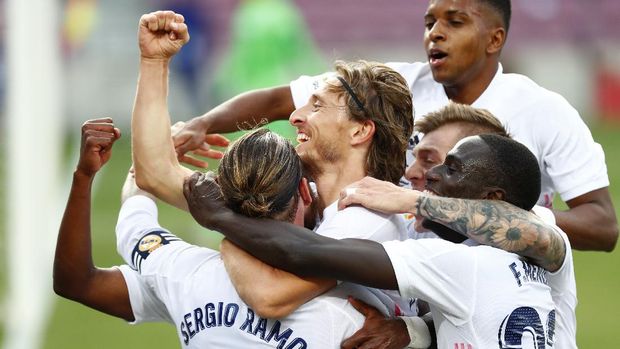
[73,169,96,183]
[139,57,171,68]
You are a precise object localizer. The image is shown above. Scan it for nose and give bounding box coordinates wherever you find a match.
[289,103,310,127]
[405,161,426,191]
[427,22,445,42]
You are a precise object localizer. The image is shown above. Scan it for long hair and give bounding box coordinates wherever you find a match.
[325,60,414,184]
[218,128,302,221]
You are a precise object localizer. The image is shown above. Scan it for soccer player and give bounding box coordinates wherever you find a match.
[183,134,565,348]
[339,104,576,348]
[53,120,392,348]
[173,0,618,251]
[131,9,424,329]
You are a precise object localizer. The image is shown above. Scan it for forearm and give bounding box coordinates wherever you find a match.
[53,172,133,320]
[221,239,335,318]
[190,85,294,133]
[54,172,96,298]
[416,196,565,272]
[209,211,397,289]
[132,58,191,210]
[555,188,618,251]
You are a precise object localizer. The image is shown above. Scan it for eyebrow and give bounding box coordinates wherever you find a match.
[311,93,325,103]
[425,9,469,19]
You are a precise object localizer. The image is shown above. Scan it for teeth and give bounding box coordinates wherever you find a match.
[423,190,436,196]
[297,133,309,142]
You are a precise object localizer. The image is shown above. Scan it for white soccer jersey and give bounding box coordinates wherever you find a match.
[290,62,609,206]
[316,201,408,242]
[315,201,416,317]
[115,196,389,349]
[383,239,557,348]
[532,207,578,349]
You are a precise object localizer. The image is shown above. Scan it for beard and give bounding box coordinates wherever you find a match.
[298,138,341,179]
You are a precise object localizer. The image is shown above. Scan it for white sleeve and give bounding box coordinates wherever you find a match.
[289,72,335,108]
[115,195,181,269]
[382,239,476,325]
[117,265,172,324]
[547,228,577,347]
[535,94,609,201]
[531,205,556,225]
[400,316,432,349]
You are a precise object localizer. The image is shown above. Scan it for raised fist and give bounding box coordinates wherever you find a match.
[138,10,189,60]
[77,118,121,177]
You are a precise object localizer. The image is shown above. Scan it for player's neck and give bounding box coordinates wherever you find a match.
[444,60,499,105]
[314,159,366,209]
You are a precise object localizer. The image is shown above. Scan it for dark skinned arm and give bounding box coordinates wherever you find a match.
[554,188,618,251]
[53,118,134,321]
[173,86,295,159]
[182,172,398,290]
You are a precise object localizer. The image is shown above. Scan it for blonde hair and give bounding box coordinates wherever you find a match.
[415,102,509,138]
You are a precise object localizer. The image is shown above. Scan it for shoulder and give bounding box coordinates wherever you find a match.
[496,72,579,116]
[319,205,407,242]
[385,61,430,86]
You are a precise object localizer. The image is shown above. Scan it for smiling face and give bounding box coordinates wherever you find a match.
[289,80,358,172]
[424,135,493,200]
[424,0,502,88]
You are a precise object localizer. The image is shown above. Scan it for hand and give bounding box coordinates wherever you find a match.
[341,297,410,349]
[138,11,189,60]
[338,177,420,214]
[121,167,156,203]
[183,171,229,229]
[77,118,121,177]
[172,120,230,168]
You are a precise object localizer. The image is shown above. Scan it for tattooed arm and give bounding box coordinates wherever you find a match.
[417,196,566,272]
[338,177,566,272]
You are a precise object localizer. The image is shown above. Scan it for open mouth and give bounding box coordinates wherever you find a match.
[296,132,310,143]
[428,49,448,65]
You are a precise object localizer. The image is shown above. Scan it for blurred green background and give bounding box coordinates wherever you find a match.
[3,0,620,347]
[0,122,618,348]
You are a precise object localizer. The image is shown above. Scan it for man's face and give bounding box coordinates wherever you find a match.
[406,123,464,190]
[424,0,493,87]
[289,80,356,171]
[425,136,491,200]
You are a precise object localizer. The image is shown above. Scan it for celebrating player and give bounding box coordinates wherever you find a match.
[173,0,618,251]
[184,134,564,348]
[54,119,397,348]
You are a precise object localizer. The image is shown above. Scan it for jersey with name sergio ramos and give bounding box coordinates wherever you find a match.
[383,239,557,348]
[290,63,608,207]
[116,196,387,349]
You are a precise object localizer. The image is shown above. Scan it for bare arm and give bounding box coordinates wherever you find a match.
[554,187,618,251]
[53,119,133,321]
[174,86,295,157]
[338,177,566,272]
[220,239,335,318]
[131,11,193,210]
[416,196,566,272]
[183,172,398,289]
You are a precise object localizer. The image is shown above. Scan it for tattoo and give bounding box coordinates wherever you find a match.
[416,196,566,272]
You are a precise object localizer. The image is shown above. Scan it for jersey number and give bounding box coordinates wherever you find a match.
[498,307,556,348]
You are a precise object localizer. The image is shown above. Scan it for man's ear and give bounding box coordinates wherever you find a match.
[482,187,506,201]
[487,27,506,55]
[350,119,375,146]
[299,178,313,207]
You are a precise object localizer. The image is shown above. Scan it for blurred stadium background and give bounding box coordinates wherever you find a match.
[1,0,619,347]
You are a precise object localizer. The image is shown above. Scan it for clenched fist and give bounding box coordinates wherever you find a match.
[138,10,189,60]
